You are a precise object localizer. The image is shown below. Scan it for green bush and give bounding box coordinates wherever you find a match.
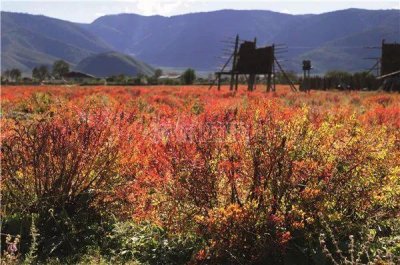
[181,68,196,85]
[103,222,202,264]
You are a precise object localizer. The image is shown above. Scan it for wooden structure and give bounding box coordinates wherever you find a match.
[381,40,400,76]
[210,35,297,92]
[300,60,312,91]
[377,40,400,92]
[298,75,380,91]
[377,70,400,92]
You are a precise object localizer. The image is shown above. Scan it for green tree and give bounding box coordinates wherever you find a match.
[52,60,69,79]
[10,68,21,82]
[32,65,49,81]
[325,70,353,89]
[275,71,299,84]
[147,69,163,85]
[154,69,163,79]
[181,68,196,85]
[117,74,127,83]
[324,70,352,80]
[2,69,11,81]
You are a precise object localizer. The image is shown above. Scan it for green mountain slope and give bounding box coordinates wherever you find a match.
[1,11,112,73]
[2,9,399,74]
[86,8,400,72]
[74,51,155,77]
[292,24,400,73]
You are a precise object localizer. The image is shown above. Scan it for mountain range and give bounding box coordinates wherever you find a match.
[1,8,400,75]
[1,12,111,73]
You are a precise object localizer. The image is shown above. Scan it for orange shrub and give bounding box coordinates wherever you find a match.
[1,85,399,263]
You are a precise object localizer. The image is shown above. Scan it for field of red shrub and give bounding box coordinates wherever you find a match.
[1,85,399,264]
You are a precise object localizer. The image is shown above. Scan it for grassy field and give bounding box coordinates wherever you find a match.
[1,85,399,264]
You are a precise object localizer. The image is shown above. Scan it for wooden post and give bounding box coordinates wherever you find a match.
[266,44,275,92]
[272,59,276,92]
[230,35,239,91]
[217,73,221,91]
[248,74,255,91]
[272,69,276,92]
[272,45,276,92]
[265,74,268,92]
[275,57,297,92]
[235,74,239,91]
[247,37,257,92]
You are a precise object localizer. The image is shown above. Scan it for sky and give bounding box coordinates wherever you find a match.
[1,0,399,23]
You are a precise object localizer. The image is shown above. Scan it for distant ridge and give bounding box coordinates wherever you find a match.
[74,51,155,77]
[86,8,400,73]
[1,11,112,73]
[2,9,400,74]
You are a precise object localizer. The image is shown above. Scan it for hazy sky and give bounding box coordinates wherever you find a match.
[1,0,399,23]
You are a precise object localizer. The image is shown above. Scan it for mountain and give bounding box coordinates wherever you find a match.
[2,9,400,74]
[74,51,155,77]
[277,9,400,72]
[86,10,298,70]
[296,25,400,73]
[1,11,112,73]
[85,9,400,73]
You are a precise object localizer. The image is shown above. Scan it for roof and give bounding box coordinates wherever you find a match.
[159,74,181,79]
[63,71,96,79]
[377,69,400,80]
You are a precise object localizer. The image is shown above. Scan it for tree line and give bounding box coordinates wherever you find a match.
[1,60,198,85]
[2,60,70,83]
[5,62,386,90]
